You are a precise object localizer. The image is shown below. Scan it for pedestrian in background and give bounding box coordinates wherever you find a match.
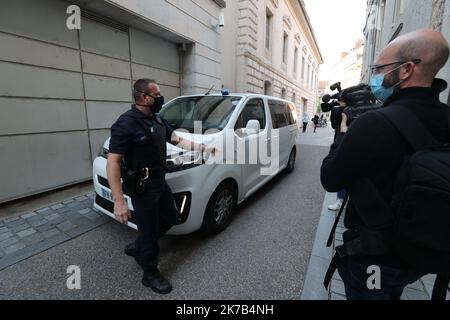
[302,113,310,133]
[313,115,319,133]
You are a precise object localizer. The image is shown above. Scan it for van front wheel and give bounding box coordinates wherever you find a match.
[202,182,237,235]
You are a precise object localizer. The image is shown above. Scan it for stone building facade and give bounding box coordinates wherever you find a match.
[221,0,323,119]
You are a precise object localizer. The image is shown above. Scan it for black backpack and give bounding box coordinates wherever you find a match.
[380,106,450,300]
[324,105,450,300]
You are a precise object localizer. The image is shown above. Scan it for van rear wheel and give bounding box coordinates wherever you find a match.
[202,182,237,235]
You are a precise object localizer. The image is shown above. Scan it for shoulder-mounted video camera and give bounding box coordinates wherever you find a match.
[321,82,382,130]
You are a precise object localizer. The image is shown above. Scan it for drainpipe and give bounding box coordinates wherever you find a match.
[178,43,187,96]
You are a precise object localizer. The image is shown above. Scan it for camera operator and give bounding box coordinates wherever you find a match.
[321,29,450,300]
[327,100,348,211]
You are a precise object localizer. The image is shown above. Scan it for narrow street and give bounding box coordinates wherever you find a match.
[1,0,450,305]
[0,127,334,300]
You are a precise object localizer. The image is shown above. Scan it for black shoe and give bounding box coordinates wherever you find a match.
[142,270,172,294]
[124,242,144,268]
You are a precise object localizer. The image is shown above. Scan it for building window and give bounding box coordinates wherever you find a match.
[294,47,298,76]
[292,92,296,104]
[281,88,287,99]
[264,80,273,96]
[395,0,405,17]
[266,9,273,51]
[282,32,288,64]
[302,98,308,115]
[301,56,305,80]
[307,64,310,87]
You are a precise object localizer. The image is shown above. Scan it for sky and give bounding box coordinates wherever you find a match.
[303,0,368,79]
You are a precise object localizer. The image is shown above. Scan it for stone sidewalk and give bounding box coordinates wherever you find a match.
[302,192,449,300]
[0,191,111,270]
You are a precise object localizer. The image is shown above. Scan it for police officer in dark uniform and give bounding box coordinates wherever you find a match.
[107,79,214,294]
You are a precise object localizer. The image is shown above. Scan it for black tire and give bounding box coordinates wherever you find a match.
[284,148,296,174]
[202,181,237,235]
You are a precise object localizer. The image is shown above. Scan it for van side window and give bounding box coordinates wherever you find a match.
[269,100,289,129]
[285,103,297,125]
[235,98,266,132]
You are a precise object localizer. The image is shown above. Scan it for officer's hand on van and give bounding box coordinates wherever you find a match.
[204,144,218,155]
[114,200,131,225]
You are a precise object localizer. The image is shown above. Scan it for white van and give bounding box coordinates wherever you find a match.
[92,93,299,235]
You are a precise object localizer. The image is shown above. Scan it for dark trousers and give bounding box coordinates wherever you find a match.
[337,255,425,300]
[337,189,347,200]
[131,177,178,273]
[302,123,308,133]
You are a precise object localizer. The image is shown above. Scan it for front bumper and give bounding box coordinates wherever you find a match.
[92,156,212,235]
[94,176,192,226]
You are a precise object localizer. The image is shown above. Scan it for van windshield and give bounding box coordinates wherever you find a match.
[160,96,243,134]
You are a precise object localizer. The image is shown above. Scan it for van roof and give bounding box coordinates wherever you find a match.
[174,93,295,104]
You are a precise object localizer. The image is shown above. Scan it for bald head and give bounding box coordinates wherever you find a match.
[377,29,449,87]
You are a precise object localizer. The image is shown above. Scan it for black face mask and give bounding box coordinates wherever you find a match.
[135,90,165,113]
[152,96,165,113]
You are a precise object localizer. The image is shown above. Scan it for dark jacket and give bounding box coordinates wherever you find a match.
[109,105,174,175]
[321,79,450,250]
[313,116,319,125]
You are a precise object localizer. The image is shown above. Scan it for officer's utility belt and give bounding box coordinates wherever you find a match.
[121,165,162,195]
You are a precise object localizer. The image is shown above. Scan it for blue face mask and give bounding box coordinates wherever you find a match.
[370,63,407,102]
[370,74,394,102]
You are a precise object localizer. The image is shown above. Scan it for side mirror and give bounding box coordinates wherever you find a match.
[242,120,261,135]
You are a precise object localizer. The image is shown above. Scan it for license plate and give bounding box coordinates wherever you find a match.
[101,188,114,202]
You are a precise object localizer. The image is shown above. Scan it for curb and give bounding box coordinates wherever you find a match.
[301,192,336,300]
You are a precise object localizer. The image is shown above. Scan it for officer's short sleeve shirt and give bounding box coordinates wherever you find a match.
[109,114,134,155]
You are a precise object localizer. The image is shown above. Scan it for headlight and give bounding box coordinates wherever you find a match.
[98,146,109,159]
[166,151,203,172]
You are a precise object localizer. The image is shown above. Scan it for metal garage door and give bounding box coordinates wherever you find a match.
[0,0,180,203]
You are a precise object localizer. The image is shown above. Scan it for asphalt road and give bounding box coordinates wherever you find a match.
[0,128,332,300]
